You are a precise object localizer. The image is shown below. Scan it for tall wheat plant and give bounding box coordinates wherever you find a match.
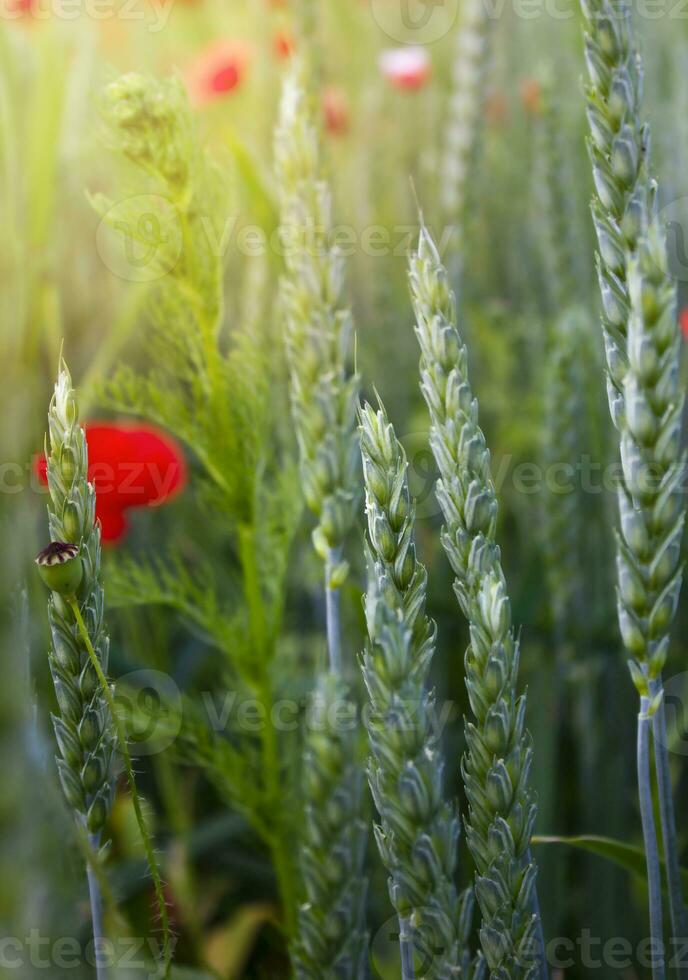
[580,0,687,970]
[35,364,171,978]
[359,400,485,980]
[409,226,546,979]
[275,65,368,977]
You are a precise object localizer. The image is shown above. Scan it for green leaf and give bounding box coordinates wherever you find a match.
[533,835,688,893]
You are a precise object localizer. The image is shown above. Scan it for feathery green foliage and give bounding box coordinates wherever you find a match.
[409,228,543,979]
[360,400,486,979]
[274,64,360,577]
[580,0,687,954]
[93,71,304,935]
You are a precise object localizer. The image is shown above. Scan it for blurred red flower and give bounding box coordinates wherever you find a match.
[185,41,251,106]
[5,0,36,17]
[36,422,187,544]
[485,91,508,125]
[273,29,295,60]
[322,87,350,136]
[520,78,542,115]
[379,47,431,91]
[680,307,688,340]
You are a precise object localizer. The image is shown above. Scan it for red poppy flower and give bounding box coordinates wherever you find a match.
[322,86,350,136]
[35,422,187,545]
[273,30,295,60]
[185,41,251,107]
[379,47,431,91]
[680,308,688,340]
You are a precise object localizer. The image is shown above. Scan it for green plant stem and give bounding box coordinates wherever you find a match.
[651,676,688,965]
[68,599,172,979]
[85,830,106,980]
[261,672,298,936]
[638,694,666,980]
[399,916,415,980]
[238,528,297,935]
[325,548,342,675]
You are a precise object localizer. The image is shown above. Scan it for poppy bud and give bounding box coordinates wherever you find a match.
[36,542,83,597]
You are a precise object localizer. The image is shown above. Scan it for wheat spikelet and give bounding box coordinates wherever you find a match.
[275,66,368,976]
[360,400,486,979]
[408,228,543,979]
[580,0,687,955]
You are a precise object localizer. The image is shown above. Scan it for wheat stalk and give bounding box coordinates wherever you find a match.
[439,0,493,273]
[408,227,546,979]
[36,364,172,978]
[360,400,486,980]
[580,0,687,963]
[275,66,368,976]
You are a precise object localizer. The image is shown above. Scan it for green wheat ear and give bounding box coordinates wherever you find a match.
[275,64,368,977]
[275,63,360,584]
[291,672,369,978]
[580,0,688,957]
[38,363,172,979]
[359,399,486,980]
[42,364,114,839]
[409,227,545,979]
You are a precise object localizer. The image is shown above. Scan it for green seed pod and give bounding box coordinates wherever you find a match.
[35,542,83,597]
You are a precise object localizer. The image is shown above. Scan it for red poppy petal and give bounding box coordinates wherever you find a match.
[82,423,187,506]
[35,454,47,484]
[98,507,128,544]
[34,422,187,545]
[679,308,688,340]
